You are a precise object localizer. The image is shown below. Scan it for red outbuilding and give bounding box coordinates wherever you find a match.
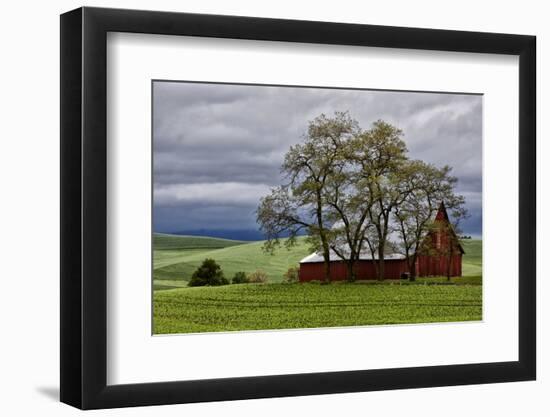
[298,202,464,281]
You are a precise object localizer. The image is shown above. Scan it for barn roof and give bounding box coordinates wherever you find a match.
[435,201,465,254]
[299,218,405,264]
[299,249,406,264]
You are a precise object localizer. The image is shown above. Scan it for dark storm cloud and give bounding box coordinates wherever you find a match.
[153,82,482,234]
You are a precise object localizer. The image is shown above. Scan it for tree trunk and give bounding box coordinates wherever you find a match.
[371,259,379,278]
[377,242,385,281]
[322,246,331,283]
[404,246,416,282]
[350,250,360,282]
[346,258,356,282]
[407,256,417,281]
[315,191,331,283]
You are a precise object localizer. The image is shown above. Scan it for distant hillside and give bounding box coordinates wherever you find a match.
[170,229,265,241]
[169,229,307,242]
[153,233,245,250]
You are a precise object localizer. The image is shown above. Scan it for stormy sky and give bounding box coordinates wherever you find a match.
[153,81,482,237]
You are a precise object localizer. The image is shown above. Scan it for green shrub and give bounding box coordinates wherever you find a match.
[188,258,228,287]
[283,266,300,283]
[247,269,269,283]
[231,271,249,284]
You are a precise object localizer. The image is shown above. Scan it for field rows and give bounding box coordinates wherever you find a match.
[154,283,482,334]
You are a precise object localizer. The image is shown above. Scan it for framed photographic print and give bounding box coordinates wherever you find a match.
[60,6,536,409]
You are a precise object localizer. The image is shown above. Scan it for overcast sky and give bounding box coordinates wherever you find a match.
[153,81,482,237]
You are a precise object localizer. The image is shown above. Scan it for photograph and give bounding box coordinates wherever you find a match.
[152,80,483,335]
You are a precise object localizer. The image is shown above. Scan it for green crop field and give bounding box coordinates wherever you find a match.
[152,234,482,334]
[154,282,482,334]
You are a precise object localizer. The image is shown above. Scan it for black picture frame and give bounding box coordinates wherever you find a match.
[60,6,536,410]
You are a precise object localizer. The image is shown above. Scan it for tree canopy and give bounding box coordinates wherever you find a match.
[188,258,229,287]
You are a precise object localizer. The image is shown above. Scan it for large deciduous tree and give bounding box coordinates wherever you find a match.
[348,120,410,280]
[256,112,358,283]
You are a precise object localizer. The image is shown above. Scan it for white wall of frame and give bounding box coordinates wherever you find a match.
[0,0,546,416]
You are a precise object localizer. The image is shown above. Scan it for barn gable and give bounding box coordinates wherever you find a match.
[419,202,464,256]
[415,202,464,277]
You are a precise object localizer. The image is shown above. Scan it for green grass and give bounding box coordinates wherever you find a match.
[153,234,311,282]
[153,283,482,334]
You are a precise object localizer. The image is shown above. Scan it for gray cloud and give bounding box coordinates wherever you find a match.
[153,81,482,236]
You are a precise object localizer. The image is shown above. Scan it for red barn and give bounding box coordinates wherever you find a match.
[299,202,464,281]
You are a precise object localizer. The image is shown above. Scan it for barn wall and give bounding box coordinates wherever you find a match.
[415,208,464,277]
[415,254,462,277]
[299,253,463,282]
[299,259,409,281]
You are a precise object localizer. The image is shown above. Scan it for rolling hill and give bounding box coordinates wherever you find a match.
[153,233,482,285]
[153,233,312,283]
[459,239,482,277]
